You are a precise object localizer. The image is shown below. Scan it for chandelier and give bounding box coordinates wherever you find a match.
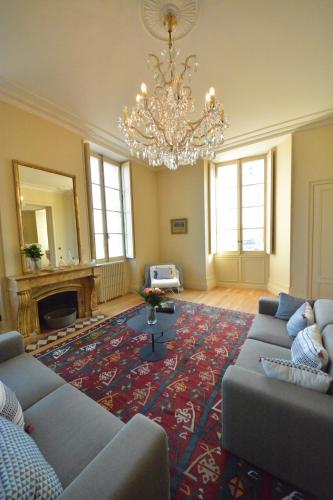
[119,12,229,170]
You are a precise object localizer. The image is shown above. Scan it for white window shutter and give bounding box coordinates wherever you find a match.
[209,162,217,254]
[121,161,135,258]
[265,149,274,254]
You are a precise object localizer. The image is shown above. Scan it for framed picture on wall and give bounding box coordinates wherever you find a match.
[171,218,188,234]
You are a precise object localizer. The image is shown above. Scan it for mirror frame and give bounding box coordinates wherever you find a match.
[13,160,82,273]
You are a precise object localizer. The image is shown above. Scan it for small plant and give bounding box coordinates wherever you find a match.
[23,244,44,260]
[138,287,166,307]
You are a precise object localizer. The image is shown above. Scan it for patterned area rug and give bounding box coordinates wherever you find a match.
[36,300,312,500]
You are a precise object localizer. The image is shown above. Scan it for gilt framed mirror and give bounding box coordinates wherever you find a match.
[13,160,82,273]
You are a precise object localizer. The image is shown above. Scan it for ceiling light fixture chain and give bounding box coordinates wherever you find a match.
[119,6,229,170]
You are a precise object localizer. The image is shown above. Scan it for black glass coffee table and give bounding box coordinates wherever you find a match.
[127,309,179,361]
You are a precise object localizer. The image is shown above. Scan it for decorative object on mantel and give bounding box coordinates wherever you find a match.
[119,1,229,170]
[139,287,166,325]
[22,244,44,273]
[171,218,188,234]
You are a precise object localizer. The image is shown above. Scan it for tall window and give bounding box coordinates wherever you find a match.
[216,157,266,253]
[89,155,134,261]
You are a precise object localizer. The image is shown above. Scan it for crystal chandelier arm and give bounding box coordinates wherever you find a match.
[148,54,167,85]
[180,55,197,80]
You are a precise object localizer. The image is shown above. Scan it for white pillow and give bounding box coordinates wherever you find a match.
[0,380,24,428]
[260,357,332,393]
[291,323,329,370]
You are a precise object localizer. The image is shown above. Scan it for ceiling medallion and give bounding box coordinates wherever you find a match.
[119,3,229,170]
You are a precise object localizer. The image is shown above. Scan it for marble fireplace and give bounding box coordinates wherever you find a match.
[7,264,101,343]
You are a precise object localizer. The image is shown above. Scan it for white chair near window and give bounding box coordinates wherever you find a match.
[150,264,181,293]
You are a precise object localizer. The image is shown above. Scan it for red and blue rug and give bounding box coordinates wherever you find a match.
[36,300,313,499]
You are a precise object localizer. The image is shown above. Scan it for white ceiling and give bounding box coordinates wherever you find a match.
[1,0,333,156]
[19,165,73,192]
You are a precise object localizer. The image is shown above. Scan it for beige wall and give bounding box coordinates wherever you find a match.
[157,161,210,289]
[126,161,159,290]
[268,135,292,294]
[290,123,333,296]
[0,101,91,322]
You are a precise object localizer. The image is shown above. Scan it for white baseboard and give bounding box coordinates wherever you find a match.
[216,281,268,290]
[267,282,290,295]
[183,280,210,291]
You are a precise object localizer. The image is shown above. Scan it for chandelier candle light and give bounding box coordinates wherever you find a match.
[119,13,229,170]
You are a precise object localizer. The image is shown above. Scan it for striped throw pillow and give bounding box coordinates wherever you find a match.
[0,381,24,428]
[291,323,329,370]
[260,357,332,393]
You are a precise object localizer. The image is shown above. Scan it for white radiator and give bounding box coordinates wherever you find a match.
[99,261,125,303]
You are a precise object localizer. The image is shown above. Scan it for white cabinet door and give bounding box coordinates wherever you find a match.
[311,181,333,298]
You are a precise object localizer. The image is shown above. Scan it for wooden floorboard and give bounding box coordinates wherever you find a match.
[99,286,275,317]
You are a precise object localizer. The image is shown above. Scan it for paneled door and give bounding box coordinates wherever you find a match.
[310,180,333,298]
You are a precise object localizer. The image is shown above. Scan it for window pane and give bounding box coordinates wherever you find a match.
[106,211,122,234]
[242,159,264,185]
[93,209,104,233]
[218,229,238,252]
[220,208,238,230]
[92,184,102,209]
[105,187,121,211]
[242,228,264,251]
[108,233,124,257]
[242,184,264,207]
[94,233,105,260]
[219,164,238,187]
[216,164,239,252]
[104,162,120,189]
[90,156,100,184]
[242,206,264,229]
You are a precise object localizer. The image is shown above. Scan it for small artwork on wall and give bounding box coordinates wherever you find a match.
[171,218,188,234]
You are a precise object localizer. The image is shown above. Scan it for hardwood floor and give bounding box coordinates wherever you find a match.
[99,286,275,317]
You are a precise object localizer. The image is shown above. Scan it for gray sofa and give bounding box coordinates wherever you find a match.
[222,297,333,499]
[0,331,170,500]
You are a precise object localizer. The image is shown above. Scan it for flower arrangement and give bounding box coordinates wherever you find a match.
[23,243,44,260]
[138,287,166,307]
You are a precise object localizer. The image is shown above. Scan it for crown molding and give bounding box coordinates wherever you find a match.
[1,76,333,161]
[218,107,333,152]
[0,77,129,159]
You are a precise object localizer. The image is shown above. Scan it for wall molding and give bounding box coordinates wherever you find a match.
[0,77,129,159]
[218,108,333,152]
[1,77,333,160]
[216,281,267,290]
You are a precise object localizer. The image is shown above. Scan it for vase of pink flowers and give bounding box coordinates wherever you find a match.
[139,287,166,325]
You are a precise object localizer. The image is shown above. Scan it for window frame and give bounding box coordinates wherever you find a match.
[87,152,133,262]
[216,154,267,256]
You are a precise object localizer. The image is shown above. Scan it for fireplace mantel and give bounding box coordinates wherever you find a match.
[7,264,101,343]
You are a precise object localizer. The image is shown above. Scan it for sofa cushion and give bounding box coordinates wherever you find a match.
[151,277,180,288]
[322,325,333,376]
[287,302,314,339]
[235,339,291,374]
[314,299,333,331]
[260,357,332,393]
[0,416,63,499]
[0,353,65,411]
[275,292,305,321]
[291,324,329,370]
[247,314,292,349]
[24,383,124,488]
[0,380,24,428]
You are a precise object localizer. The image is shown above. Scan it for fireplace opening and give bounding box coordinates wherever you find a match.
[38,291,78,332]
